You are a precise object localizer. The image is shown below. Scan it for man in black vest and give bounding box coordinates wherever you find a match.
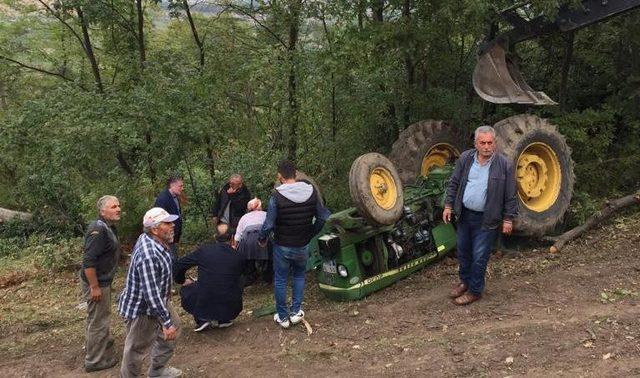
[259,160,330,329]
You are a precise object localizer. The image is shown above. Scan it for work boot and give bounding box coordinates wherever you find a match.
[449,282,468,298]
[85,358,118,373]
[151,366,183,377]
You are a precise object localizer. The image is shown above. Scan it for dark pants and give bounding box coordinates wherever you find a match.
[180,283,232,323]
[456,208,499,296]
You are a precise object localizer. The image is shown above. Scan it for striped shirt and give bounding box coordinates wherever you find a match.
[117,233,174,327]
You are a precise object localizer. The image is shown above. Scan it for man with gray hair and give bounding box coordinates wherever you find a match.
[443,125,518,305]
[80,195,121,372]
[118,208,182,377]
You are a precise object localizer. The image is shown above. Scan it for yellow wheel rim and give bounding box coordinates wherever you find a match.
[421,143,459,176]
[369,167,397,210]
[516,143,562,212]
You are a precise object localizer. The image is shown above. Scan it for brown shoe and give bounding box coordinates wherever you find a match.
[453,292,481,306]
[449,282,468,298]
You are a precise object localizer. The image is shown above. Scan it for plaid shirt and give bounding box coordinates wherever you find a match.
[117,233,174,327]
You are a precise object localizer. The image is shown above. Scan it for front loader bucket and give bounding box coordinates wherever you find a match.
[473,43,557,106]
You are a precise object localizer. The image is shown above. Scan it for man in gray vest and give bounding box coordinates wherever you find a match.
[80,195,122,372]
[443,125,518,305]
[259,160,330,328]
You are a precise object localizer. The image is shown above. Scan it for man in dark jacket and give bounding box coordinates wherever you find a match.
[154,175,184,262]
[443,125,518,305]
[259,160,331,329]
[174,224,245,332]
[212,174,251,233]
[80,195,121,372]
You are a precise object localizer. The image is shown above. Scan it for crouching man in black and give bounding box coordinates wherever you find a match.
[173,224,245,332]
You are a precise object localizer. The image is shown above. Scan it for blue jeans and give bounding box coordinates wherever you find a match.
[273,244,308,320]
[456,208,499,296]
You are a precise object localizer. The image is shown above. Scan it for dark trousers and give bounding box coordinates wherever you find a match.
[456,208,499,296]
[180,283,232,323]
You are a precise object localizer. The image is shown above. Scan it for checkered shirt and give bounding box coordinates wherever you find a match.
[117,233,174,327]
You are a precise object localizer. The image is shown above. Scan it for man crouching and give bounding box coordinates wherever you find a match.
[174,223,245,332]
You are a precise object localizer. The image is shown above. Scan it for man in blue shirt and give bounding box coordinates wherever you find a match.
[259,160,331,329]
[118,208,182,378]
[443,125,518,305]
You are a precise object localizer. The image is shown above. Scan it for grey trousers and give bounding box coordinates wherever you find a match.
[120,302,181,378]
[82,281,116,369]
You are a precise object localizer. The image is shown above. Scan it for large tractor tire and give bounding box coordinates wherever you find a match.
[389,120,465,184]
[494,114,575,236]
[349,153,404,226]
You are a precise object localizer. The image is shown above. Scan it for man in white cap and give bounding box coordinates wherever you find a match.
[118,208,182,378]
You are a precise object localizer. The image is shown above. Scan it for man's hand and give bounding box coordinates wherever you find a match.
[183,278,194,286]
[258,239,267,248]
[226,186,238,194]
[163,325,178,341]
[89,285,102,302]
[442,207,452,224]
[502,221,513,235]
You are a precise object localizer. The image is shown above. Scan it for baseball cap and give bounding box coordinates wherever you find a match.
[143,207,179,228]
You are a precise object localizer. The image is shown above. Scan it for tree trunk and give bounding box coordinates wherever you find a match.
[402,0,414,129]
[144,130,156,183]
[116,149,135,176]
[286,0,302,162]
[76,7,104,93]
[136,0,146,70]
[549,189,640,253]
[0,207,33,223]
[183,0,205,68]
[559,31,575,112]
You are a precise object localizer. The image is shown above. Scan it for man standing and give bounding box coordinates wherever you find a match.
[174,224,245,332]
[118,208,182,378]
[443,125,518,305]
[259,160,330,328]
[80,195,121,372]
[212,174,251,233]
[154,175,184,262]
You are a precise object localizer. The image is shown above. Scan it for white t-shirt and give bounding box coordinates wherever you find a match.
[234,211,267,242]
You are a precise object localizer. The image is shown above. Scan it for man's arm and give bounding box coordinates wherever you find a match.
[138,257,173,328]
[443,157,464,223]
[312,198,331,235]
[82,228,106,301]
[173,249,199,285]
[258,196,277,244]
[502,159,518,234]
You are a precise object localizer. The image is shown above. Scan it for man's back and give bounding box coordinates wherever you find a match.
[174,241,245,322]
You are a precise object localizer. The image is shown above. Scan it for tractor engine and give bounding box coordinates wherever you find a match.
[385,202,439,268]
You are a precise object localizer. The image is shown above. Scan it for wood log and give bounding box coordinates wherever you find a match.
[0,207,32,223]
[549,190,640,253]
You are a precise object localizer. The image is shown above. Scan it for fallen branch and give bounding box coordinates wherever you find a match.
[0,207,32,223]
[549,190,640,253]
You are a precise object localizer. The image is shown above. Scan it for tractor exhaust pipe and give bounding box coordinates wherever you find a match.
[472,42,557,106]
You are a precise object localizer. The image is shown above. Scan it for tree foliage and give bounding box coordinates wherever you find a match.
[0,0,639,240]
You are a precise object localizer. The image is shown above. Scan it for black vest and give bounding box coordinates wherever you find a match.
[274,188,318,247]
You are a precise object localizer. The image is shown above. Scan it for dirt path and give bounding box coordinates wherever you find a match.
[2,213,640,377]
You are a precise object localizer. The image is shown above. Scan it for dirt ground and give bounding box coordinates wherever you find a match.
[2,211,640,377]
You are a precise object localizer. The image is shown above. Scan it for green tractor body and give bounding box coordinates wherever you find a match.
[310,166,457,301]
